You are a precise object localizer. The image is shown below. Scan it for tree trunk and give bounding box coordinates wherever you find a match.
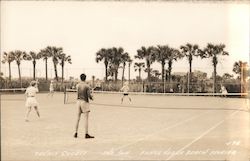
[92,76,95,88]
[147,65,150,82]
[114,64,119,82]
[139,69,141,81]
[17,64,22,87]
[53,62,58,81]
[122,63,125,85]
[168,61,172,83]
[213,65,217,93]
[45,58,48,81]
[105,63,108,82]
[168,69,171,83]
[212,56,218,93]
[161,62,165,82]
[128,63,131,82]
[114,69,117,82]
[115,70,118,82]
[188,61,192,93]
[8,62,11,81]
[189,61,192,74]
[62,64,64,83]
[33,60,36,80]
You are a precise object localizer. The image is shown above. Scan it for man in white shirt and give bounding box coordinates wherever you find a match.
[48,80,54,97]
[120,81,132,104]
[25,80,40,122]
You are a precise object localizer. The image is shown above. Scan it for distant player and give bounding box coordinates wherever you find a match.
[74,73,94,139]
[48,80,54,97]
[221,85,228,97]
[25,80,40,122]
[177,84,182,93]
[120,81,131,104]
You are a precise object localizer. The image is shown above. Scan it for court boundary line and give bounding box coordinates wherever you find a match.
[113,111,210,152]
[166,110,239,160]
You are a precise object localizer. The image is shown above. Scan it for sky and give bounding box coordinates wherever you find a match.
[1,1,249,80]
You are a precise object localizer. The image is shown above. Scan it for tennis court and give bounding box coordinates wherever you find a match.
[1,92,249,161]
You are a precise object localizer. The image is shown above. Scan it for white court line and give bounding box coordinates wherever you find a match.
[113,111,210,152]
[166,110,239,160]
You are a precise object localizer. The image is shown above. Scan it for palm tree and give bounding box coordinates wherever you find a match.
[128,58,133,82]
[180,43,199,92]
[110,47,124,82]
[134,62,145,81]
[1,52,14,81]
[135,46,156,82]
[232,60,243,79]
[199,43,229,93]
[155,45,171,82]
[38,48,52,81]
[43,46,63,81]
[96,48,112,82]
[166,48,183,83]
[121,52,130,85]
[12,50,26,86]
[58,53,72,82]
[52,47,63,81]
[24,51,42,80]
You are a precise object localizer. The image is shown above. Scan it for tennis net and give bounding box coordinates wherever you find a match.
[64,88,248,104]
[0,88,27,101]
[0,88,26,94]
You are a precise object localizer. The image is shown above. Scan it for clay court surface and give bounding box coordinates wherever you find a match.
[1,92,250,161]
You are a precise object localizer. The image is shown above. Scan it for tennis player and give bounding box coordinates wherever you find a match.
[48,80,54,97]
[221,85,228,97]
[120,81,131,104]
[74,73,94,139]
[25,80,40,122]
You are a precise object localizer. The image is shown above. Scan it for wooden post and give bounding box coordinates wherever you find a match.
[92,75,95,89]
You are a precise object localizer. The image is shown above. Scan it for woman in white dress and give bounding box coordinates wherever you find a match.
[221,85,228,97]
